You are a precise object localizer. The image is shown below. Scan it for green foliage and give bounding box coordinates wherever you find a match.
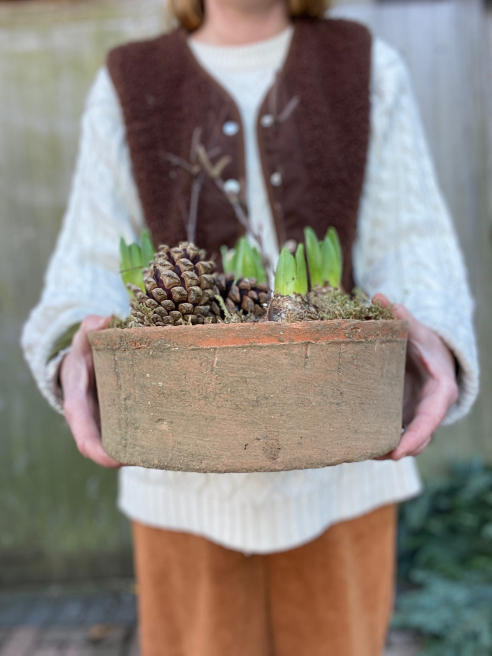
[299,226,344,291]
[140,229,155,268]
[326,226,342,271]
[321,227,342,288]
[294,244,308,295]
[221,245,235,275]
[119,230,156,294]
[304,227,324,288]
[274,248,296,295]
[395,459,492,654]
[393,574,492,655]
[221,237,267,283]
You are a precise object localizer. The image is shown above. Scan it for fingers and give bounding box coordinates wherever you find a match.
[374,433,433,461]
[65,394,121,468]
[372,293,391,309]
[372,295,425,343]
[62,315,122,469]
[371,293,459,461]
[387,379,451,460]
[81,315,112,333]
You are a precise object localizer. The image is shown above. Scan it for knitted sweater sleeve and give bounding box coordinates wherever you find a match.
[21,67,145,413]
[353,39,479,425]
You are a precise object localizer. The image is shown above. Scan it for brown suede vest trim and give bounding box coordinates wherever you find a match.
[107,18,371,291]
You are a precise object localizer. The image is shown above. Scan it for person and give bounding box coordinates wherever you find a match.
[22,0,479,653]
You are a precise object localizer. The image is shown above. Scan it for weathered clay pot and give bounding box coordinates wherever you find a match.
[89,320,407,473]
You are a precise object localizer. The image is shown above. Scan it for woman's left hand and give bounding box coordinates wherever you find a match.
[373,294,459,460]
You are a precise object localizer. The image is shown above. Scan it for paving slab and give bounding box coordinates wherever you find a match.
[0,626,40,656]
[38,627,87,648]
[384,630,421,656]
[31,649,60,656]
[126,631,140,656]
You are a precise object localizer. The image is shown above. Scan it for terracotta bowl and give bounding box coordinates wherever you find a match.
[89,320,407,473]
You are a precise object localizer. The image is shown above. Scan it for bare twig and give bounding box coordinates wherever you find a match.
[278,96,300,124]
[187,171,206,243]
[190,127,203,163]
[196,144,215,178]
[164,101,273,272]
[165,153,200,176]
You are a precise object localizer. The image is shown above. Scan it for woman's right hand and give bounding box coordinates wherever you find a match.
[60,315,122,468]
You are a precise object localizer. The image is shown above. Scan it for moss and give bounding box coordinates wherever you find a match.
[308,288,395,321]
[268,288,394,323]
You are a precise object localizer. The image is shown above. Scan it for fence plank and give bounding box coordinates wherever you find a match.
[0,0,164,585]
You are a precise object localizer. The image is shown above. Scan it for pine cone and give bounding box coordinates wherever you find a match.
[214,273,271,320]
[129,242,219,327]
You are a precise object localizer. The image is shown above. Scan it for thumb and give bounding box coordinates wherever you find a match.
[372,295,425,346]
[372,293,391,309]
[80,315,112,335]
[72,315,111,354]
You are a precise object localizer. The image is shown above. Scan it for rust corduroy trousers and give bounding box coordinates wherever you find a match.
[132,504,396,656]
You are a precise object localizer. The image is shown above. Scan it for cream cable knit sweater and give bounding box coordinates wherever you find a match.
[22,27,479,554]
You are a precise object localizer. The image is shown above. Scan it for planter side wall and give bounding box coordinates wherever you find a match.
[91,321,407,473]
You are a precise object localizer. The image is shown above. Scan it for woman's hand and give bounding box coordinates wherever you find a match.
[60,315,122,468]
[373,294,459,460]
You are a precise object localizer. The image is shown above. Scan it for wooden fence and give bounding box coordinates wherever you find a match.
[0,0,490,584]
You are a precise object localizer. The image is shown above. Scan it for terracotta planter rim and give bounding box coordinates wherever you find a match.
[89,319,408,351]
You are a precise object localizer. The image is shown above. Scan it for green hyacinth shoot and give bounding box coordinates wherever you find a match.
[220,237,267,283]
[305,226,342,290]
[294,244,308,295]
[304,227,324,288]
[321,227,342,289]
[274,247,296,295]
[274,244,308,296]
[119,229,156,294]
[275,227,342,296]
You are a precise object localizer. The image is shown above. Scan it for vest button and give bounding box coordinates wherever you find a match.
[224,179,241,195]
[222,121,239,136]
[270,171,282,186]
[261,114,275,128]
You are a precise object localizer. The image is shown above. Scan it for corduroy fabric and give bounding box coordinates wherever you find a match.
[132,503,396,656]
[107,18,371,291]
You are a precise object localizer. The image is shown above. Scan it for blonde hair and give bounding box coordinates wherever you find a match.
[169,0,330,31]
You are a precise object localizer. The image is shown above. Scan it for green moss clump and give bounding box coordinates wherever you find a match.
[308,288,394,321]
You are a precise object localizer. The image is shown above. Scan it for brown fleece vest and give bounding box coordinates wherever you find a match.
[107,18,371,291]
